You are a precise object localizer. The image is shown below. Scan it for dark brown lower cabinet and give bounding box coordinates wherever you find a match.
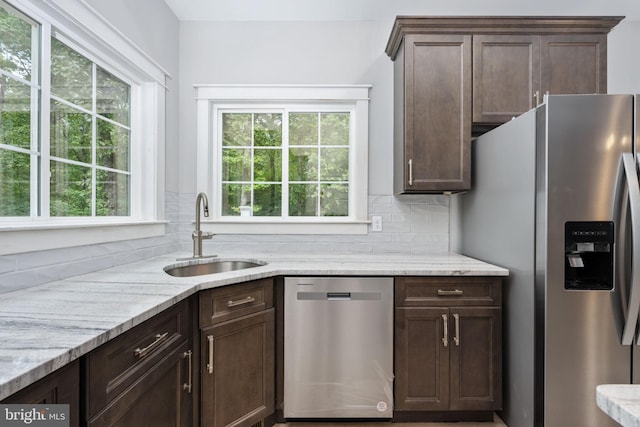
[394,277,502,422]
[1,360,80,427]
[85,298,194,427]
[201,309,275,427]
[87,341,193,427]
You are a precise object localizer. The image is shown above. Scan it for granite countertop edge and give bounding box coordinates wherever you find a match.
[597,384,640,427]
[0,251,508,400]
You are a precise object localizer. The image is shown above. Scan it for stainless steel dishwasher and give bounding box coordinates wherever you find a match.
[283,277,393,419]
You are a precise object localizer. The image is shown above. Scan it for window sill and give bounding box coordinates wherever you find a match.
[0,221,167,255]
[201,220,369,235]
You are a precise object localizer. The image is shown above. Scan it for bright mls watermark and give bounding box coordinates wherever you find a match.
[0,405,69,427]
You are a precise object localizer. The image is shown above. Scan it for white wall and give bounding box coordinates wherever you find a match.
[178,21,394,195]
[608,20,640,93]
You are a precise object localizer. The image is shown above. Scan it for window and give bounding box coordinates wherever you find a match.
[49,38,131,217]
[196,85,370,234]
[0,0,167,254]
[0,3,38,217]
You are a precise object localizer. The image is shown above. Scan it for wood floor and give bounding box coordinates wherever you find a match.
[277,414,507,427]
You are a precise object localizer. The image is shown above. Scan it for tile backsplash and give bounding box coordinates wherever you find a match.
[0,192,451,294]
[185,193,451,256]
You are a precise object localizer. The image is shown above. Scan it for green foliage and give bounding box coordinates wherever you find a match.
[0,148,29,215]
[221,110,351,217]
[0,5,33,80]
[1,5,131,217]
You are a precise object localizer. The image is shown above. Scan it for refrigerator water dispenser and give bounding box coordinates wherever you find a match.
[564,221,614,290]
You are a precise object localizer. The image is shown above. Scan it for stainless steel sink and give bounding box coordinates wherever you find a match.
[164,259,266,277]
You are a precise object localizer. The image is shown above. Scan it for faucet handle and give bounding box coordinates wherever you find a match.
[201,232,214,240]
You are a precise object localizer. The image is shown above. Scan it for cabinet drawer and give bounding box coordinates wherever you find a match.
[85,299,190,418]
[200,278,274,327]
[395,277,502,307]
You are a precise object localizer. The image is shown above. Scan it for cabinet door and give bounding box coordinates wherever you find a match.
[201,309,275,427]
[473,35,540,124]
[449,307,502,411]
[401,34,471,193]
[395,307,450,411]
[2,360,80,427]
[87,342,194,427]
[540,34,607,96]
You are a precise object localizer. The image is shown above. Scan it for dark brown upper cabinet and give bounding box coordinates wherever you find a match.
[474,32,610,124]
[386,16,622,194]
[391,33,472,194]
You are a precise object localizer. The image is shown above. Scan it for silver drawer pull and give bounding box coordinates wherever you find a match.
[442,314,448,347]
[227,296,256,307]
[134,332,169,359]
[408,159,413,186]
[183,350,193,393]
[207,335,214,374]
[453,313,460,346]
[437,289,463,296]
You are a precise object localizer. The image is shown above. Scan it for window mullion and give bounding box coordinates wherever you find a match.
[91,63,97,216]
[316,112,321,217]
[39,22,52,219]
[281,110,289,217]
[250,113,255,210]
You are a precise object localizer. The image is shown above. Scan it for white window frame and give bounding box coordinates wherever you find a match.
[0,0,168,255]
[195,85,370,235]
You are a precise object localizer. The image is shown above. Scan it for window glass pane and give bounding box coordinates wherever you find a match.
[97,118,129,171]
[320,112,349,146]
[320,147,349,181]
[289,147,317,182]
[289,184,317,216]
[50,160,92,216]
[0,149,30,216]
[222,148,251,182]
[254,148,281,182]
[51,38,92,110]
[0,4,35,81]
[50,100,92,164]
[222,113,252,147]
[320,184,348,216]
[96,67,130,126]
[254,113,281,147]
[222,183,251,216]
[253,183,281,216]
[0,77,31,149]
[289,113,317,146]
[96,169,129,216]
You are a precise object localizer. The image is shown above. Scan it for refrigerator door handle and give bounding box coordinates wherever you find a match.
[612,153,640,345]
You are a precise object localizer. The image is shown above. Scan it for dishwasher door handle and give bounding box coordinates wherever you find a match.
[327,292,351,300]
[297,291,382,301]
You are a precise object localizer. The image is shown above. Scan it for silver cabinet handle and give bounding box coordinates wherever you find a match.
[453,313,460,346]
[227,296,256,307]
[408,159,413,186]
[442,314,448,347]
[134,332,169,359]
[437,289,463,296]
[206,335,214,374]
[183,350,192,393]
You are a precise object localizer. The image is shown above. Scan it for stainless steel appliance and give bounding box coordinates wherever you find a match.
[283,277,393,418]
[459,94,640,427]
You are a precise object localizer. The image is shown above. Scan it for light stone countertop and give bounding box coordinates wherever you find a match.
[0,251,507,400]
[597,385,640,427]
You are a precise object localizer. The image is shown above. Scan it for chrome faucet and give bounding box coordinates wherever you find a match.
[193,192,214,258]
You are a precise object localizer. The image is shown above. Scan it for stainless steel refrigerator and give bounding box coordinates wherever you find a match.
[458,94,640,427]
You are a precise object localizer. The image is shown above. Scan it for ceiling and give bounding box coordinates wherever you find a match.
[163,0,640,22]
